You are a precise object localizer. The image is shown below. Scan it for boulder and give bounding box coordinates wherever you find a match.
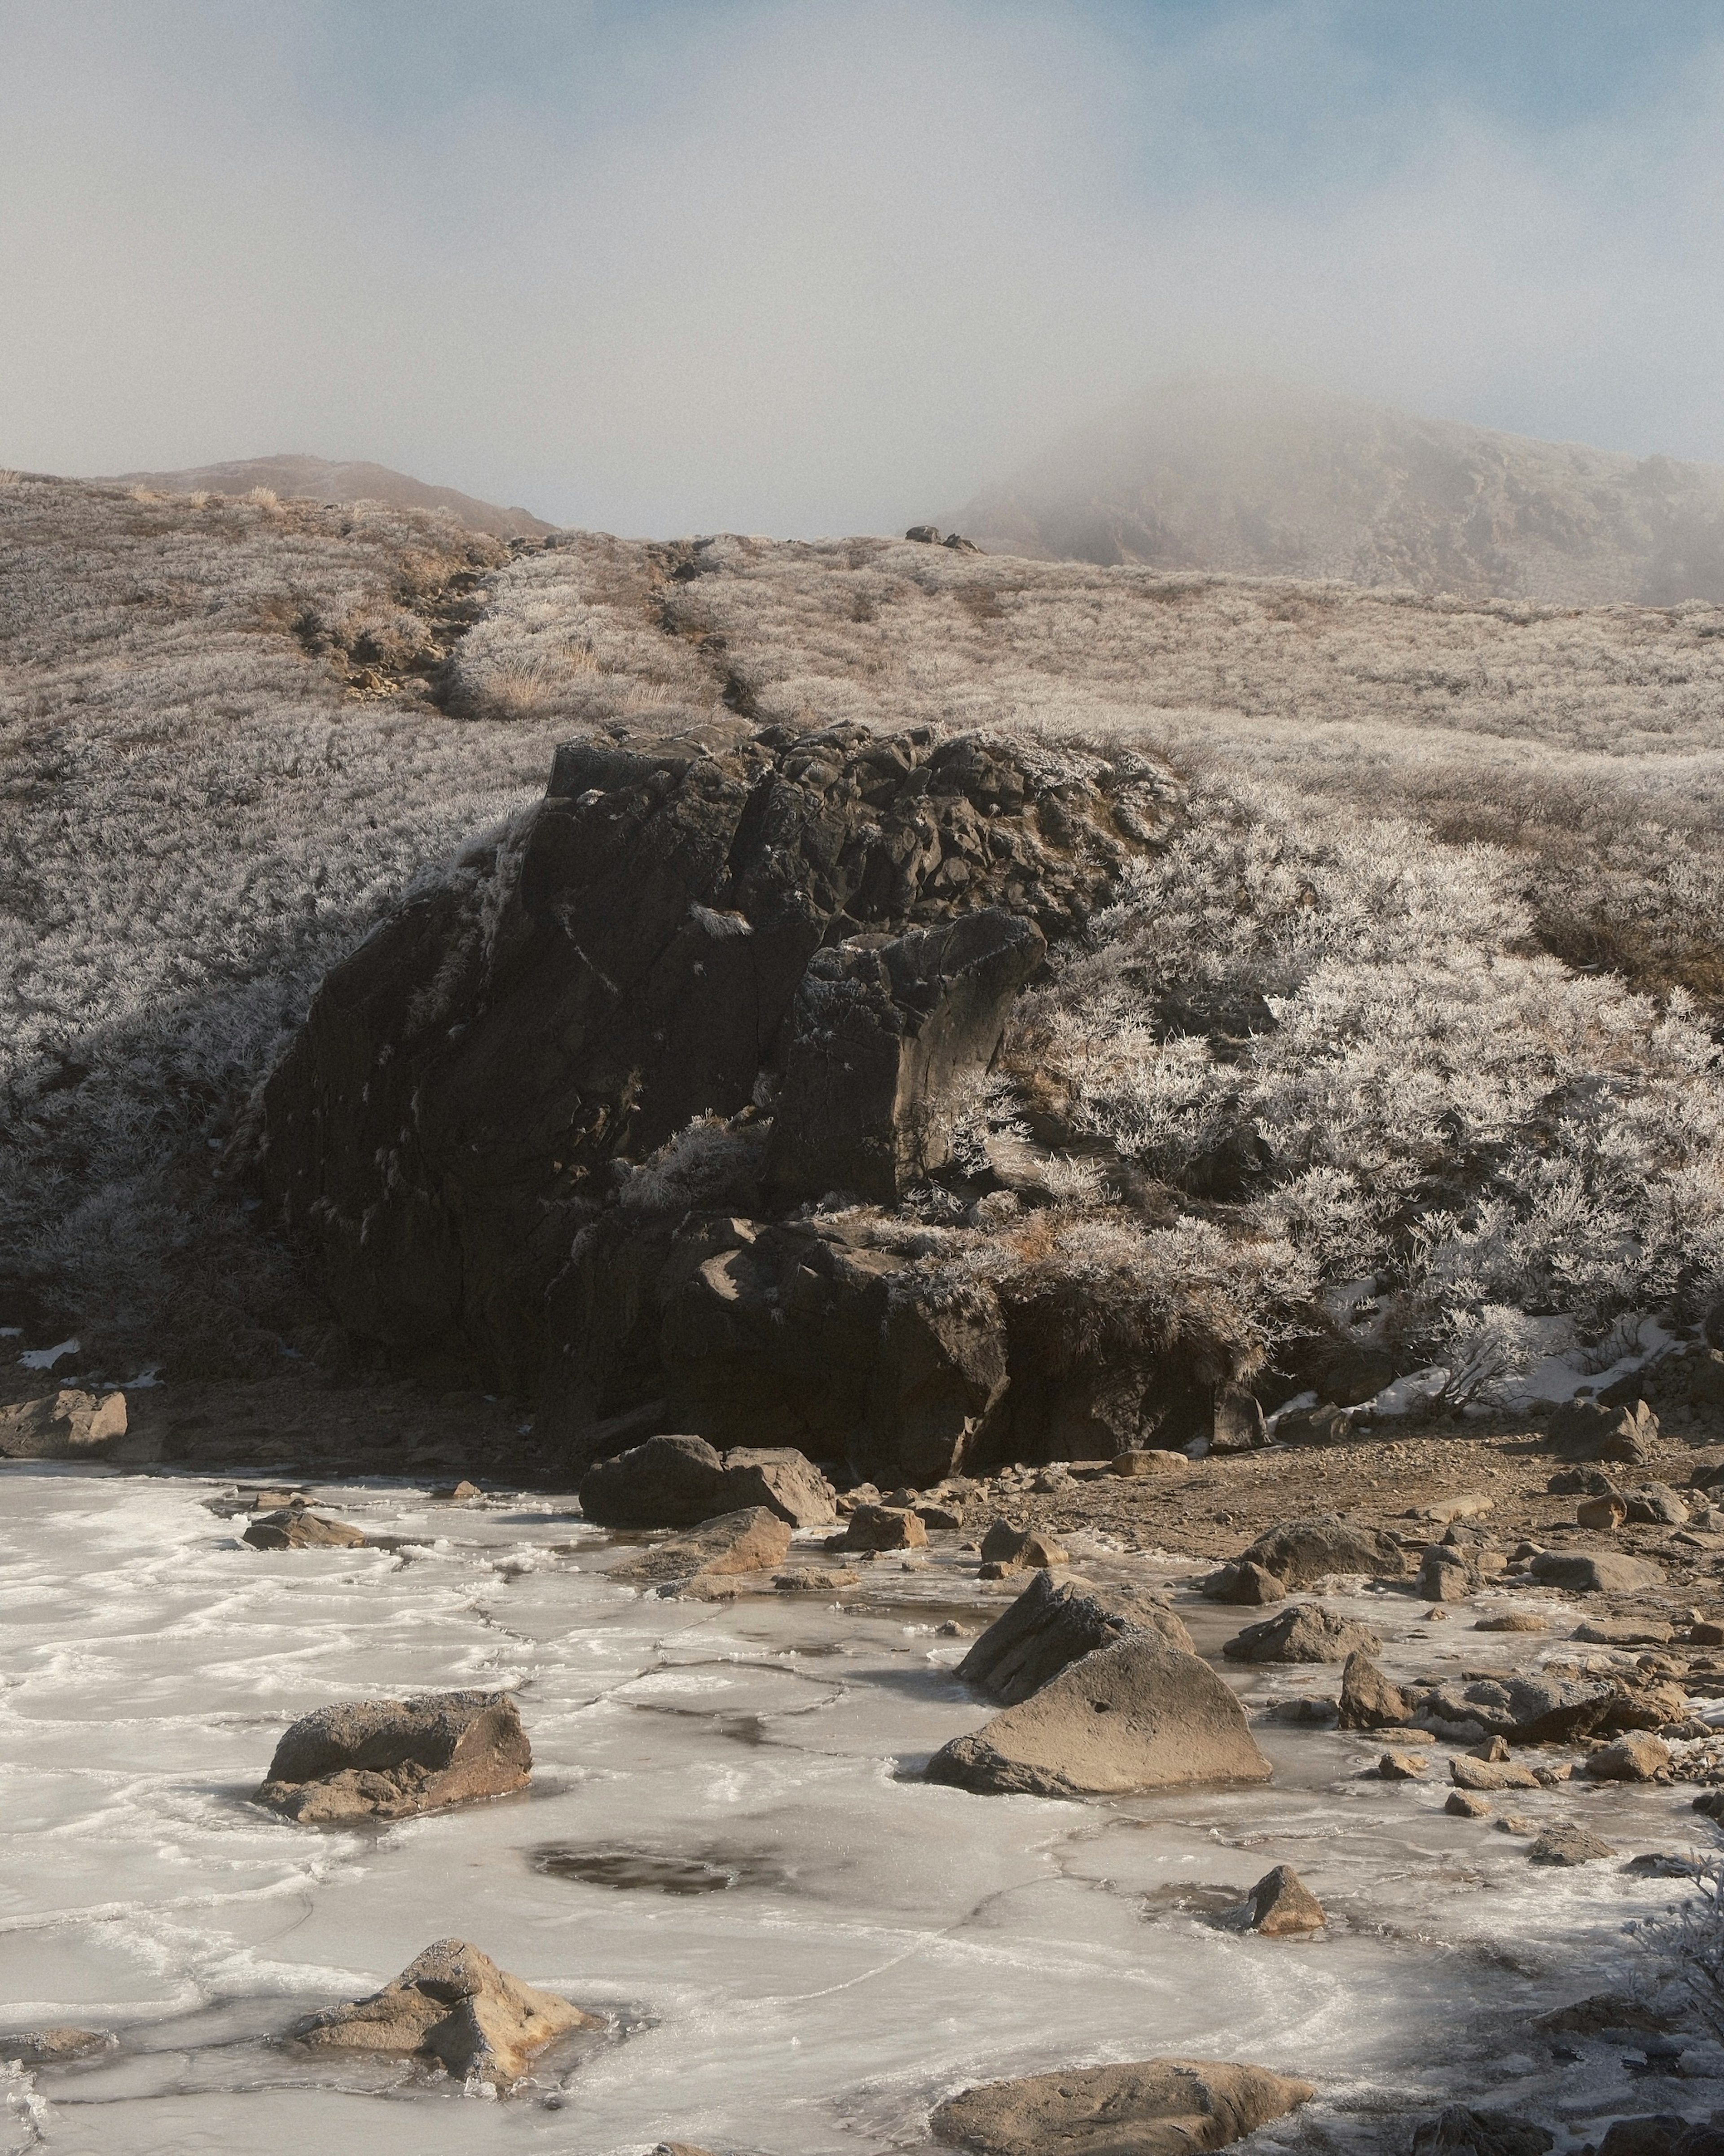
[1498,1672,1620,1742]
[1337,1651,1410,1730]
[1598,2122,1689,2156]
[1586,1733,1672,1781]
[1239,1516,1408,1587]
[1577,1492,1628,1530]
[1379,1750,1428,1779]
[0,2027,115,2063]
[1573,1619,1675,1646]
[928,2057,1315,2156]
[1624,1483,1690,1526]
[719,1447,837,1526]
[1277,1404,1353,1447]
[610,1506,793,1595]
[579,1435,730,1529]
[1548,1399,1657,1464]
[1419,1546,1477,1603]
[1447,1790,1491,1817]
[770,1564,859,1592]
[840,1503,928,1552]
[763,908,1047,1208]
[1208,1384,1268,1454]
[1223,1605,1381,1665]
[860,1279,1011,1488]
[1411,2110,1554,2156]
[1528,1823,1617,1865]
[1529,1550,1664,1594]
[290,1938,597,2083]
[926,1635,1274,1798]
[956,1570,1196,1705]
[256,1691,531,1822]
[260,723,1162,1402]
[1451,1757,1540,1792]
[1111,1449,1190,1478]
[1198,1561,1287,1606]
[0,1388,127,1459]
[243,1502,367,1550]
[905,525,941,542]
[1475,1613,1549,1633]
[978,1521,1069,1574]
[1247,1865,1325,1935]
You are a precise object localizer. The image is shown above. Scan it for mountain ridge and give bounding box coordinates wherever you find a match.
[944,377,1724,604]
[97,452,556,541]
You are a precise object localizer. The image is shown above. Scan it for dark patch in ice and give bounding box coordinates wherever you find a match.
[532,1843,789,1894]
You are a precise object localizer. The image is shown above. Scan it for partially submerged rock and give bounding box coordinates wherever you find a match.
[1451,1757,1540,1793]
[256,1691,531,1822]
[1222,1605,1381,1665]
[718,1447,837,1526]
[1528,1823,1617,1866]
[926,1636,1272,1797]
[1379,1750,1428,1779]
[1411,2108,1554,2156]
[840,1503,928,1552]
[243,1501,367,1550]
[1197,1560,1287,1606]
[290,1938,597,2083]
[955,1569,1195,1706]
[0,2026,116,2063]
[0,1388,127,1459]
[1337,1650,1410,1730]
[929,2057,1315,2156]
[1247,1865,1325,1935]
[610,1506,793,1596]
[1238,1516,1408,1587]
[977,1521,1068,1575]
[1586,1733,1671,1781]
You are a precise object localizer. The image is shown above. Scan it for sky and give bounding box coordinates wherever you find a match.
[4,0,1724,534]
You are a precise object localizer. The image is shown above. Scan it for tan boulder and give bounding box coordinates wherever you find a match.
[1337,1651,1409,1730]
[1110,1449,1188,1478]
[243,1501,367,1550]
[1585,1732,1671,1781]
[0,1389,127,1459]
[958,1570,1195,1705]
[256,1690,531,1822]
[1450,1756,1540,1793]
[1248,1864,1325,1936]
[978,1521,1070,1576]
[930,2057,1315,2156]
[610,1506,793,1596]
[840,1503,928,1552]
[0,2026,115,2063]
[926,1635,1272,1798]
[291,1938,597,2083]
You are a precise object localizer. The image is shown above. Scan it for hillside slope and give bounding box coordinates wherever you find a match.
[101,453,556,539]
[946,377,1724,604]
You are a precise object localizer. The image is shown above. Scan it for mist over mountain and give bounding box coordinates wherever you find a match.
[102,454,556,541]
[948,378,1724,604]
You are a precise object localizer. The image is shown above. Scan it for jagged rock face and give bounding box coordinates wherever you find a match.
[259,723,1165,1394]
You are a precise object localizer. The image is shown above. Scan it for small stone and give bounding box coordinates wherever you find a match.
[1470,1736,1511,1763]
[1528,1823,1617,1865]
[434,1479,483,1501]
[1247,1863,1325,1935]
[1446,1790,1491,1817]
[936,1620,971,1638]
[1110,1449,1186,1477]
[1425,1608,1450,1623]
[1378,1750,1428,1779]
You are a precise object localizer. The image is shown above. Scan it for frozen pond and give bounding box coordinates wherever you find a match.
[0,1466,1711,2154]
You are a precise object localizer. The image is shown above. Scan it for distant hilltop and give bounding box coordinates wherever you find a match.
[944,376,1724,605]
[97,453,556,541]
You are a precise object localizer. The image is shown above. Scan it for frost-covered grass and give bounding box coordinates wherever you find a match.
[7,491,1723,1380]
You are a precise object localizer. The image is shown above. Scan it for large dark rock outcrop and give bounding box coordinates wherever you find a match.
[258,723,1219,1481]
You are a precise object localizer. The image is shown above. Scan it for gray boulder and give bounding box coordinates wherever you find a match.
[926,1635,1273,1797]
[1418,1545,1477,1602]
[256,1691,530,1822]
[956,1569,1196,1705]
[243,1502,367,1550]
[1529,1822,1617,1865]
[1248,1864,1326,1935]
[1199,1560,1287,1605]
[1337,1651,1410,1730]
[1223,1605,1381,1665]
[718,1446,837,1526]
[764,908,1046,1208]
[929,2057,1315,2156]
[579,1435,731,1528]
[291,1938,597,2083]
[0,1388,127,1459]
[1548,1398,1657,1464]
[1529,1550,1664,1594]
[1411,2110,1554,2156]
[1239,1515,1408,1587]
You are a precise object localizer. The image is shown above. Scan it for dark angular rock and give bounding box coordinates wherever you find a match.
[1277,1403,1353,1447]
[1529,1550,1663,1593]
[763,909,1046,1208]
[1411,2109,1553,2156]
[956,1568,1195,1704]
[1247,1864,1325,1935]
[1548,1398,1657,1464]
[578,1435,730,1528]
[1337,1650,1410,1729]
[242,1503,368,1551]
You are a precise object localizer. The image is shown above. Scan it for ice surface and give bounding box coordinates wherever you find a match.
[0,1466,1712,2154]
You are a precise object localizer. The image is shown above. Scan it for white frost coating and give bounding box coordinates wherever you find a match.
[0,1468,1699,2154]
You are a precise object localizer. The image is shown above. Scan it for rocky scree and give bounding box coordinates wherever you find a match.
[257,723,1245,1485]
